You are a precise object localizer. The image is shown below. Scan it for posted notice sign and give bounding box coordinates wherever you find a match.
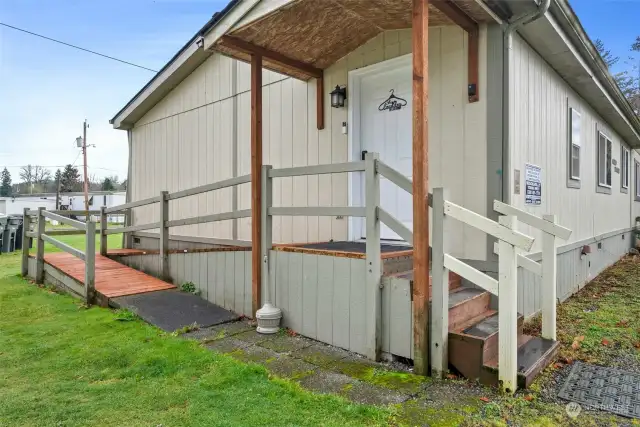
[525,163,541,206]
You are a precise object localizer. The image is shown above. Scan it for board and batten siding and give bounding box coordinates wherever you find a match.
[129,26,490,260]
[508,33,634,252]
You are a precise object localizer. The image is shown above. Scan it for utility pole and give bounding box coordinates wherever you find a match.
[82,120,89,215]
[55,172,61,210]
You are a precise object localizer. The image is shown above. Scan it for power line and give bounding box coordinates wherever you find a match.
[0,22,158,73]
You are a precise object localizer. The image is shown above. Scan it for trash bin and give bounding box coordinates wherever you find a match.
[0,215,7,253]
[13,215,26,251]
[2,215,21,252]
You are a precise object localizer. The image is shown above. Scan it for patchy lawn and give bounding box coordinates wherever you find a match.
[0,249,387,426]
[3,233,640,426]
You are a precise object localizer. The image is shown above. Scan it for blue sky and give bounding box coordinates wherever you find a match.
[0,0,228,182]
[0,0,638,184]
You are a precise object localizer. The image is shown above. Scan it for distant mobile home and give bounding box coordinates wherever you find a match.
[106,0,640,389]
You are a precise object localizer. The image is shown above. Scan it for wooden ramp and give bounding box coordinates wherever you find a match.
[44,253,175,299]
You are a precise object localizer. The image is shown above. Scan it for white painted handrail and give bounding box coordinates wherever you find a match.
[377,207,413,245]
[444,254,499,295]
[493,201,572,240]
[444,201,535,251]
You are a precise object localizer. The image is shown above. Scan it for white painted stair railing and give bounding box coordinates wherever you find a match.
[430,191,572,393]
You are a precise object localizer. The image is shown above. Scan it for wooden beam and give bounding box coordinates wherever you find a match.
[412,0,430,376]
[251,54,263,317]
[316,74,325,130]
[431,0,478,34]
[431,0,480,103]
[220,36,322,79]
[468,31,479,102]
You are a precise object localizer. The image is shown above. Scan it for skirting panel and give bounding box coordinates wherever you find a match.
[113,251,252,318]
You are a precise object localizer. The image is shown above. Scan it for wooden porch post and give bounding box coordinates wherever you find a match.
[412,0,430,376]
[251,54,263,317]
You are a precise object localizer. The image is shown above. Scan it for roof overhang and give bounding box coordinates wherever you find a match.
[518,0,640,147]
[204,0,498,80]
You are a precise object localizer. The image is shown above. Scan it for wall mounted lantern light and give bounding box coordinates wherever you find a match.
[330,85,347,108]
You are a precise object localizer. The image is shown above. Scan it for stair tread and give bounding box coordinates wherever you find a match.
[450,309,497,333]
[484,336,559,374]
[457,310,524,338]
[448,287,486,309]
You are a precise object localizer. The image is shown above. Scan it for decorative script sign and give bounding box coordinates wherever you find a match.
[378,89,407,112]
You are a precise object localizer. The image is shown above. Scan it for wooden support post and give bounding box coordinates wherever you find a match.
[316,74,325,130]
[364,152,381,360]
[85,221,96,305]
[21,208,31,277]
[412,0,431,376]
[498,215,518,394]
[541,214,557,340]
[100,206,108,256]
[251,53,263,317]
[468,31,479,102]
[430,187,448,378]
[261,165,273,305]
[35,207,46,284]
[159,191,170,282]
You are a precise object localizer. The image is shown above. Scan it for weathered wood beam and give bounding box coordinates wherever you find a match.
[220,36,322,79]
[431,0,478,34]
[431,0,480,102]
[251,53,263,317]
[316,73,325,130]
[412,0,430,376]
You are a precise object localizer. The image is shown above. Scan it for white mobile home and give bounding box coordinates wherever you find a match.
[106,0,640,390]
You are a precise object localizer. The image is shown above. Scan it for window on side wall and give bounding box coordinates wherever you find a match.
[621,146,630,192]
[569,108,581,181]
[597,131,612,193]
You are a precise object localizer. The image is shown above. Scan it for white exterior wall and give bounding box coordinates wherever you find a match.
[130,26,489,259]
[0,197,56,215]
[509,33,634,252]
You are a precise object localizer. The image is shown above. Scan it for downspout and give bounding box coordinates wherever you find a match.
[502,0,551,203]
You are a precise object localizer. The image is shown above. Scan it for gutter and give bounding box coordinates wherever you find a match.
[502,0,551,203]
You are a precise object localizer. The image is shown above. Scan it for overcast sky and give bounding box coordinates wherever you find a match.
[0,0,637,184]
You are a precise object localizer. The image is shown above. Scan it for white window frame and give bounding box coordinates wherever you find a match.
[597,131,612,190]
[621,146,630,190]
[569,108,581,181]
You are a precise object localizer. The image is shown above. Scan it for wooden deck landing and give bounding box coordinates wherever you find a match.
[43,253,175,298]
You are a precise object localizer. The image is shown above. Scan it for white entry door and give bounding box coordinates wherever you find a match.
[351,55,413,241]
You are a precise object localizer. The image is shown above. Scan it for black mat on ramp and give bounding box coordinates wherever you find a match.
[111,290,238,332]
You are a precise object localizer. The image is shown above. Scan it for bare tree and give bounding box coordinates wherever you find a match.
[19,165,34,185]
[33,166,52,185]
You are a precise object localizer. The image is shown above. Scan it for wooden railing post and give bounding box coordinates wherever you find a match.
[21,208,31,277]
[431,187,449,378]
[541,214,557,340]
[85,221,96,305]
[260,165,273,306]
[364,152,381,360]
[159,191,170,281]
[498,215,518,394]
[35,207,46,284]
[100,206,108,256]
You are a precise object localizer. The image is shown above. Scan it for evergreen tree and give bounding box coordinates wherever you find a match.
[0,168,11,197]
[60,164,81,192]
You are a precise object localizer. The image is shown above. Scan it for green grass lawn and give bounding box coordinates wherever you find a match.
[0,238,388,426]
